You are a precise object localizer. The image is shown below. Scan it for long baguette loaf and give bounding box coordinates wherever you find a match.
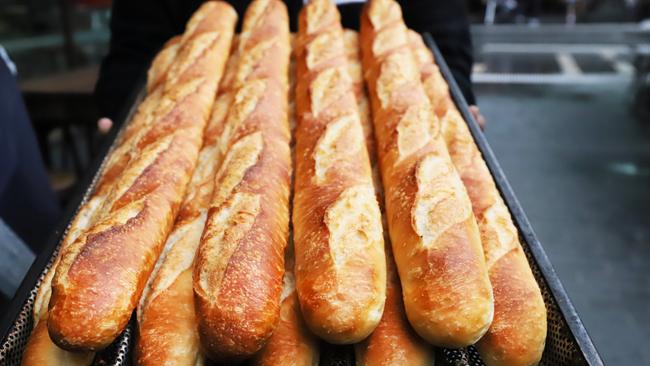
[359,0,494,347]
[251,51,319,364]
[134,37,240,366]
[350,24,434,366]
[409,31,547,366]
[47,2,237,351]
[293,0,385,344]
[21,32,186,365]
[193,0,292,360]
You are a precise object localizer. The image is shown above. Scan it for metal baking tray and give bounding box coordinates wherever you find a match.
[0,36,603,366]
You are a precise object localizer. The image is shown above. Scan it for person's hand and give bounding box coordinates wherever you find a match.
[97,117,113,134]
[468,105,486,130]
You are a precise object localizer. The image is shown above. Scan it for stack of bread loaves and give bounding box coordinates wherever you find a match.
[20,0,546,365]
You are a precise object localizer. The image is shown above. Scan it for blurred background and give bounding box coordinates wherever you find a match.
[0,0,648,364]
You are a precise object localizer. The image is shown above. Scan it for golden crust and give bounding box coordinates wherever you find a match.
[343,30,376,162]
[135,270,203,366]
[135,42,240,361]
[193,0,292,361]
[250,40,319,365]
[21,314,94,366]
[47,2,237,351]
[351,23,432,363]
[292,0,386,345]
[354,248,434,366]
[409,31,547,365]
[359,0,494,347]
[23,19,196,364]
[251,289,319,366]
[147,36,182,93]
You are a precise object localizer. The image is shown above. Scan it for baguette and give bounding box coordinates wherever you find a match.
[193,0,292,360]
[359,0,494,347]
[251,51,319,364]
[47,2,237,351]
[409,31,547,366]
[293,0,385,344]
[21,31,186,365]
[134,38,241,366]
[352,25,433,366]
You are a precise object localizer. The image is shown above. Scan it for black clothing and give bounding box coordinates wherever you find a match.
[0,60,61,253]
[95,0,475,122]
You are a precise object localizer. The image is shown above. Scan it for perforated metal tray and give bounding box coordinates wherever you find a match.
[0,36,603,366]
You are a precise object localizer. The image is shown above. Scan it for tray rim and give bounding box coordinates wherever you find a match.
[422,32,603,366]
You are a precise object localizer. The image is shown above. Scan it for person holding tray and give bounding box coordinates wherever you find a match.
[94,0,486,132]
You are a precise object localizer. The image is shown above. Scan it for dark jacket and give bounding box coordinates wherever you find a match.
[95,0,475,122]
[0,58,61,253]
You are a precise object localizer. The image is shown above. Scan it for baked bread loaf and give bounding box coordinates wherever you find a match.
[359,0,494,347]
[293,0,386,344]
[193,0,292,360]
[251,53,319,364]
[351,25,433,364]
[409,31,547,366]
[134,37,241,366]
[47,2,237,351]
[339,27,428,360]
[21,29,187,365]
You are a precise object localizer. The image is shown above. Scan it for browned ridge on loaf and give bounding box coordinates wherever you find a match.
[193,0,292,361]
[359,0,494,348]
[47,1,237,352]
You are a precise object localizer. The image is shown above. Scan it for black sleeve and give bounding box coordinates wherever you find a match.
[94,0,199,122]
[398,0,476,105]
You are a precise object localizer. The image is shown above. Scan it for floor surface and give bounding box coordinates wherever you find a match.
[476,82,650,365]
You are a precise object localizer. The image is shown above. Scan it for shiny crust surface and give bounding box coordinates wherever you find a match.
[359,0,494,347]
[135,38,241,366]
[409,31,547,366]
[47,2,237,351]
[147,36,182,93]
[21,315,94,366]
[251,277,319,366]
[193,0,292,360]
[293,0,386,344]
[354,248,434,366]
[352,25,433,365]
[251,43,320,365]
[23,28,188,363]
[252,292,319,366]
